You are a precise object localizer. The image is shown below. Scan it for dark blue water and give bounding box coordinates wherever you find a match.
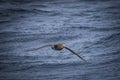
[0,0,120,80]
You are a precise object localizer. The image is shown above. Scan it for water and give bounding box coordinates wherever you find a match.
[0,0,120,80]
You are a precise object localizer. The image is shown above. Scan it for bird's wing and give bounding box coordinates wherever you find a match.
[65,47,88,63]
[25,44,53,52]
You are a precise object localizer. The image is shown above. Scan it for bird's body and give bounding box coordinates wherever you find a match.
[52,44,65,50]
[25,43,88,63]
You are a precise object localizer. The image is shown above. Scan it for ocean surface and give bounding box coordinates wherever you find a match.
[0,0,120,80]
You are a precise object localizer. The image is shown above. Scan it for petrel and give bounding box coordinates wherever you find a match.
[25,43,87,62]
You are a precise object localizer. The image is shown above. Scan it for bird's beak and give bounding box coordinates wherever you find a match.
[51,46,55,50]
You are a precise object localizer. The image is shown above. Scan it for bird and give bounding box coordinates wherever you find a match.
[25,43,88,63]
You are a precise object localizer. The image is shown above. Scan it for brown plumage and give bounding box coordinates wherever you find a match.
[25,43,87,62]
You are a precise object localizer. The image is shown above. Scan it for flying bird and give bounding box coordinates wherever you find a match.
[25,43,88,63]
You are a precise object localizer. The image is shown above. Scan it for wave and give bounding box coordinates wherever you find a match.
[0,8,62,17]
[0,20,10,24]
[95,32,120,44]
[69,26,120,32]
[91,27,120,31]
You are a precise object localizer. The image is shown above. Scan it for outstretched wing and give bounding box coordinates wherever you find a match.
[25,44,53,52]
[65,47,88,63]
